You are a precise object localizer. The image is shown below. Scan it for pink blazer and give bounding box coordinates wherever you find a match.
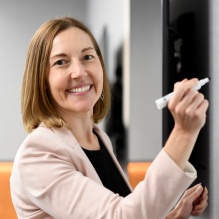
[10,124,196,219]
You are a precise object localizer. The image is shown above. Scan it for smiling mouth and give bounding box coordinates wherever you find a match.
[67,85,91,93]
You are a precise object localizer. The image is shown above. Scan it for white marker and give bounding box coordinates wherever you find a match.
[155,78,210,110]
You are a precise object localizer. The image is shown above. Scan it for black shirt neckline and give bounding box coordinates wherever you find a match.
[81,132,131,197]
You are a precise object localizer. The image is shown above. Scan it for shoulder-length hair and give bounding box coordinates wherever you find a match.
[22,16,111,133]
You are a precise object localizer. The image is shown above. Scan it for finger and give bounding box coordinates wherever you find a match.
[197,99,209,115]
[193,188,209,208]
[173,78,198,93]
[174,90,199,113]
[179,78,189,84]
[193,193,208,209]
[192,203,208,215]
[191,200,208,216]
[187,92,204,110]
[181,184,201,198]
[181,93,204,117]
[189,184,204,201]
[193,201,208,212]
[192,183,206,205]
[169,78,198,110]
[200,186,208,198]
[192,188,208,215]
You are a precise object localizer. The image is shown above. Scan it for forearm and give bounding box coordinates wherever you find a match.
[164,126,199,170]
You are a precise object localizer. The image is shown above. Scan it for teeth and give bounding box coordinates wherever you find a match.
[70,85,90,93]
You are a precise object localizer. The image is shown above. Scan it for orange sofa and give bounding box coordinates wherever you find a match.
[0,162,17,218]
[127,162,152,189]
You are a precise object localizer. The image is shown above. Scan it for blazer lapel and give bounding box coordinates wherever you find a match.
[51,126,103,185]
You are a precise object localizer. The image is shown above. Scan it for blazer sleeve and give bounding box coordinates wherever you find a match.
[13,129,196,219]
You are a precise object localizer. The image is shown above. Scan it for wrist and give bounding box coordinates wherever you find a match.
[173,125,200,139]
[166,211,177,219]
[166,211,185,219]
[164,127,199,169]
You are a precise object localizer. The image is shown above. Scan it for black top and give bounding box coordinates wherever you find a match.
[82,134,131,197]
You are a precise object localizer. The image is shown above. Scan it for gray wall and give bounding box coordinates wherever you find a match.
[86,0,126,84]
[0,0,87,160]
[128,0,162,161]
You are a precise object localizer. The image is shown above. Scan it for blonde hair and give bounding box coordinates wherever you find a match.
[22,17,111,133]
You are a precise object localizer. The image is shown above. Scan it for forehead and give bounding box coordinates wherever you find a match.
[51,27,94,53]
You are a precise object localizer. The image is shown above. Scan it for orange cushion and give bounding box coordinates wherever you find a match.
[0,162,17,218]
[127,162,152,189]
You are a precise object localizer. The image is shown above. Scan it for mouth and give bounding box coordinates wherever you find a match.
[67,85,91,93]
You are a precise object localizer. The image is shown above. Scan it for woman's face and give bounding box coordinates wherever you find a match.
[47,27,103,118]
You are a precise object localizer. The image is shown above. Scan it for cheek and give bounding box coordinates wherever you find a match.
[47,71,65,92]
[47,70,55,89]
[46,74,63,105]
[47,76,57,97]
[99,73,103,86]
[97,74,104,95]
[97,66,104,87]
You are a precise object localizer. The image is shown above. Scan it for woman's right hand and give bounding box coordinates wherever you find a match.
[168,78,209,136]
[163,78,209,169]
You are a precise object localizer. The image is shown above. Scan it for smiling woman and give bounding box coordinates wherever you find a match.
[10,16,208,219]
[21,17,111,133]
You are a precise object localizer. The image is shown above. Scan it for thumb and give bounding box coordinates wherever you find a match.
[181,184,201,199]
[189,184,203,201]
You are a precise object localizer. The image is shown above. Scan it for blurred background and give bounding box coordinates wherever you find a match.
[0,0,219,218]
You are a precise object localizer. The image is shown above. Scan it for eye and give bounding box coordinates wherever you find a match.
[82,55,94,61]
[54,59,68,66]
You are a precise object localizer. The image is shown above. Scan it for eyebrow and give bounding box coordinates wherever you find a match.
[50,53,67,60]
[81,47,95,53]
[50,47,95,60]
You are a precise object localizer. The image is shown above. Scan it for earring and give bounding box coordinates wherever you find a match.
[100,90,104,101]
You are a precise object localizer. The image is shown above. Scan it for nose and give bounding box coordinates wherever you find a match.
[70,60,86,79]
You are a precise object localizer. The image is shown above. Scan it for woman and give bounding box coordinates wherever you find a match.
[10,16,208,218]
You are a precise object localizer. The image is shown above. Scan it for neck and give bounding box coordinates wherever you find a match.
[58,110,101,150]
[63,114,100,150]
